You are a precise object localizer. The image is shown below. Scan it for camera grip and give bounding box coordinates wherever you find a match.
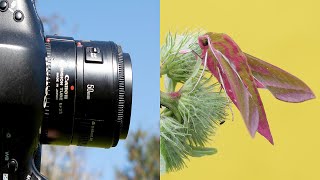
[0,0,46,179]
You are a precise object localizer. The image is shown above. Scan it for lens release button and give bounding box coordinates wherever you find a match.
[85,47,103,63]
[14,10,24,22]
[0,1,8,12]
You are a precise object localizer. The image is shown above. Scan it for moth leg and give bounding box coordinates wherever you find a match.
[218,85,223,93]
[189,50,208,94]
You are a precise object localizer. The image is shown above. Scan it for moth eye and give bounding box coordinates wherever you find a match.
[202,39,208,46]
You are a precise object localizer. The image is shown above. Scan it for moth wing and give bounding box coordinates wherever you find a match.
[212,50,259,137]
[245,53,315,102]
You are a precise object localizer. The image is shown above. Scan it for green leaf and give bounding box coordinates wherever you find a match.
[190,146,218,157]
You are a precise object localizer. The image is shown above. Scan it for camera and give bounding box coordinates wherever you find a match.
[0,0,133,179]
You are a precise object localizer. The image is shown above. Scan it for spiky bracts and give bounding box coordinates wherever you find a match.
[160,32,229,173]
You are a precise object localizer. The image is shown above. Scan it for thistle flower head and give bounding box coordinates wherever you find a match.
[160,116,190,172]
[178,75,229,146]
[161,32,202,83]
[160,31,229,173]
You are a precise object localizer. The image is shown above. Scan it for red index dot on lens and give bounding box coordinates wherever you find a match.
[70,85,75,91]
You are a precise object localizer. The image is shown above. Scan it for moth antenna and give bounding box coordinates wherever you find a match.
[191,50,202,60]
[188,50,208,94]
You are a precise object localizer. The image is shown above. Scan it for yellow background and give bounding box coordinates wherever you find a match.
[161,0,320,179]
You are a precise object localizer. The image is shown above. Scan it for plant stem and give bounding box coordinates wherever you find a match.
[160,66,168,75]
[166,77,177,92]
[161,108,173,117]
[160,91,182,123]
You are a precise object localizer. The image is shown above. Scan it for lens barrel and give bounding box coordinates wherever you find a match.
[41,36,132,148]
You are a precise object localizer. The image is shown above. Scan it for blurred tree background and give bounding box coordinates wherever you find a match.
[41,146,102,179]
[41,131,159,180]
[116,131,160,180]
[37,1,160,179]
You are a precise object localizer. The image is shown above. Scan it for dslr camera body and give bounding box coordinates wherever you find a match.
[0,0,132,179]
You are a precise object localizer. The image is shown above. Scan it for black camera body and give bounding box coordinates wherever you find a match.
[0,0,132,179]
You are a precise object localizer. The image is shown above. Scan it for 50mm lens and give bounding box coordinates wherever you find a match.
[41,36,132,148]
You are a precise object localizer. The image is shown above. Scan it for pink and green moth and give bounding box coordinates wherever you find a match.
[196,32,315,144]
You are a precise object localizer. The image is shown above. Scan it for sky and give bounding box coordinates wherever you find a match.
[37,1,159,179]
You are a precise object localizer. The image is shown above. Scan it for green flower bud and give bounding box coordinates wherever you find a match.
[178,76,229,146]
[160,116,190,172]
[161,32,202,83]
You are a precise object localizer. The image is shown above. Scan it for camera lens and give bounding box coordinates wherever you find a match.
[40,36,132,148]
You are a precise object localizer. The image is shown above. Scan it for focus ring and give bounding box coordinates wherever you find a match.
[117,46,125,134]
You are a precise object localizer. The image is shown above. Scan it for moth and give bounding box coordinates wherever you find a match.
[196,32,315,144]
